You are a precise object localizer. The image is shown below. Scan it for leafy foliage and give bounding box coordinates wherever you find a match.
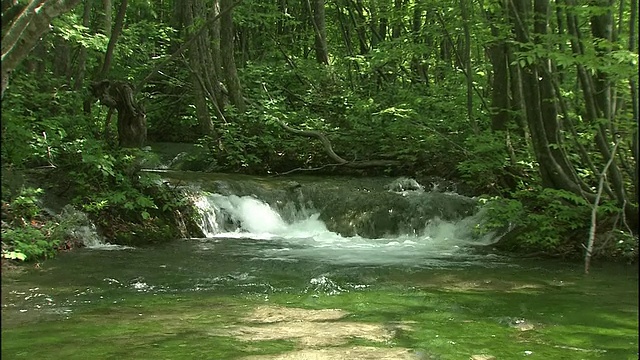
[480,187,635,257]
[1,187,59,261]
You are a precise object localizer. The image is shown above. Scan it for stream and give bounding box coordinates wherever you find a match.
[1,171,638,359]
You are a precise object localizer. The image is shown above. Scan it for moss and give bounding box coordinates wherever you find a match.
[2,246,637,360]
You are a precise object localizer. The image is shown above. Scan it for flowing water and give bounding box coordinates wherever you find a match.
[2,172,638,359]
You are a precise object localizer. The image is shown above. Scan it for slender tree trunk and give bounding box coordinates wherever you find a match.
[349,0,370,54]
[510,0,588,196]
[488,39,510,131]
[508,49,528,140]
[135,1,238,91]
[309,0,329,64]
[335,0,355,56]
[367,0,380,48]
[629,0,638,201]
[208,0,225,113]
[554,0,566,82]
[460,0,476,133]
[277,0,289,35]
[409,4,427,85]
[103,0,112,37]
[564,0,633,219]
[97,0,128,80]
[220,0,245,112]
[52,37,71,79]
[74,0,93,90]
[485,0,511,131]
[391,0,402,39]
[177,0,214,134]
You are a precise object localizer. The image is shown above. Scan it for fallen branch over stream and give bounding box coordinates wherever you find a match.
[262,84,400,173]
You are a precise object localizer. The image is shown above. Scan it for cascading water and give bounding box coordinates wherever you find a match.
[189,176,499,267]
[57,205,129,250]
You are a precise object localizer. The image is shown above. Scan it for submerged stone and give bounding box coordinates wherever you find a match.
[385,177,424,193]
[470,355,496,360]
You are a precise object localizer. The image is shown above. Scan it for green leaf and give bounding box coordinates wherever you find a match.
[2,251,27,261]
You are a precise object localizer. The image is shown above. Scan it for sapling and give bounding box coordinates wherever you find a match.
[584,135,620,274]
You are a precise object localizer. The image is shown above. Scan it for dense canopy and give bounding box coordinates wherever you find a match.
[1,0,638,266]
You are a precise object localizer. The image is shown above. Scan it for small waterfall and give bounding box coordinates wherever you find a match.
[58,205,127,249]
[190,187,498,266]
[192,196,220,237]
[191,193,328,239]
[190,176,497,242]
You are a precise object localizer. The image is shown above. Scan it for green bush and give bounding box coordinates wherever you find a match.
[4,187,44,226]
[479,186,633,257]
[2,227,59,261]
[1,187,60,261]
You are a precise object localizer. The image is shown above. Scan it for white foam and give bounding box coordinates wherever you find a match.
[192,193,499,266]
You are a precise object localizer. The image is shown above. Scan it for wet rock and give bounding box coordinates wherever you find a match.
[470,355,496,360]
[240,346,415,360]
[412,350,441,359]
[497,317,536,331]
[286,181,302,192]
[512,320,535,331]
[230,305,417,353]
[385,177,424,193]
[212,180,232,195]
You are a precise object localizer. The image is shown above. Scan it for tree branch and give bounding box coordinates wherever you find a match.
[262,83,400,170]
[585,135,620,274]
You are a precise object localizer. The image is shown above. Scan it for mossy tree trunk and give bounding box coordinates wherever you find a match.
[90,80,147,148]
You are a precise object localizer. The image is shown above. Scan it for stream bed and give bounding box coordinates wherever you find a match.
[2,172,638,359]
[2,239,637,359]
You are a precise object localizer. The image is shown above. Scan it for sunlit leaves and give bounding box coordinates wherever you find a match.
[53,15,109,51]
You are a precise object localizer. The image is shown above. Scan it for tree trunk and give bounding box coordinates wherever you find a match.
[335,0,355,57]
[135,1,237,91]
[349,0,370,54]
[97,0,128,80]
[208,0,225,114]
[563,0,633,220]
[460,0,476,133]
[52,37,71,79]
[177,0,214,134]
[391,0,402,39]
[510,0,588,196]
[1,0,82,98]
[220,0,246,113]
[90,80,146,148]
[629,0,638,201]
[409,4,428,85]
[103,0,112,37]
[309,0,329,64]
[488,38,510,131]
[74,0,93,90]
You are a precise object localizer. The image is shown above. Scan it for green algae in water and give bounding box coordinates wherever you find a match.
[2,292,296,359]
[2,241,638,359]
